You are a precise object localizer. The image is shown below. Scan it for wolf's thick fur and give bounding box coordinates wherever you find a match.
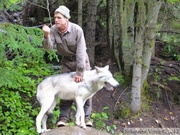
[36,65,119,133]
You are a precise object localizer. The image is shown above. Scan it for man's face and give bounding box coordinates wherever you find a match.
[54,13,68,29]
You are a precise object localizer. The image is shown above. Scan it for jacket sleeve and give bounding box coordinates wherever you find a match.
[76,27,87,76]
[42,29,56,51]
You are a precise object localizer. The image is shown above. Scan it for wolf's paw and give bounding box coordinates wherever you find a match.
[37,129,50,134]
[75,121,81,126]
[37,128,44,134]
[45,129,51,132]
[80,123,86,128]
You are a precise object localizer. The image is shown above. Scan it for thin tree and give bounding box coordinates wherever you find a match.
[131,0,146,113]
[86,0,97,66]
[78,0,82,27]
[142,1,162,85]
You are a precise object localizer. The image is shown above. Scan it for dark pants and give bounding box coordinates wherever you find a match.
[59,58,92,121]
[60,99,92,121]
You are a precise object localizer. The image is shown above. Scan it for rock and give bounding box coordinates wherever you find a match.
[41,126,111,135]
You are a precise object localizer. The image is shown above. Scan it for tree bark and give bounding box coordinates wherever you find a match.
[121,0,135,77]
[131,0,145,114]
[86,0,97,66]
[78,0,82,27]
[113,0,122,70]
[141,1,162,85]
[107,0,114,60]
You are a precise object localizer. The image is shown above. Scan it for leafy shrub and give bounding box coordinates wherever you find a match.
[161,34,180,61]
[0,0,23,11]
[0,24,57,135]
[91,107,117,134]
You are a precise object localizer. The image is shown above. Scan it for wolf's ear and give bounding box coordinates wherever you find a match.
[94,66,101,73]
[104,65,109,70]
[94,65,109,73]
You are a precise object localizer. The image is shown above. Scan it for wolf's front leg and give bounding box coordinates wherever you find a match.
[75,97,86,128]
[75,108,81,126]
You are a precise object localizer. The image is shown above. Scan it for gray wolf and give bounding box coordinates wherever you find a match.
[36,65,119,133]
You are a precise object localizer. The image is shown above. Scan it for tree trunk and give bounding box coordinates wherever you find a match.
[86,0,97,66]
[78,0,82,27]
[107,0,114,60]
[113,0,122,70]
[121,0,135,77]
[131,0,145,114]
[141,1,162,85]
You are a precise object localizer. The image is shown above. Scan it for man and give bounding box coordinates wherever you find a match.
[42,5,92,127]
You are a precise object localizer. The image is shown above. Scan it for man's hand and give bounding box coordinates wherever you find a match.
[42,25,50,39]
[74,75,83,83]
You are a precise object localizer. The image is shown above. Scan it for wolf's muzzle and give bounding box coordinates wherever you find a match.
[104,82,119,91]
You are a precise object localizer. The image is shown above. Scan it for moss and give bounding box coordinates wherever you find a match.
[140,80,151,112]
[120,103,132,118]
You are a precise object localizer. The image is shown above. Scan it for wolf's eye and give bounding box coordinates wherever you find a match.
[99,76,104,79]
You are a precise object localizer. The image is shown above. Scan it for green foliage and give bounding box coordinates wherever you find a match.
[141,80,151,111]
[0,24,57,134]
[162,34,180,61]
[0,89,35,135]
[50,109,60,125]
[0,0,24,11]
[119,103,132,119]
[168,76,180,81]
[114,72,125,84]
[152,68,161,82]
[91,107,108,130]
[167,0,180,4]
[106,124,117,134]
[91,107,117,134]
[150,67,163,99]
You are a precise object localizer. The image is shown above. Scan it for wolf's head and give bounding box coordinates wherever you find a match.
[95,65,119,91]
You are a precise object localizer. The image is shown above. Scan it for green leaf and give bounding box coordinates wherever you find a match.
[0,24,57,135]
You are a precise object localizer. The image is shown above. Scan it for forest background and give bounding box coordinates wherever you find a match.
[0,0,180,134]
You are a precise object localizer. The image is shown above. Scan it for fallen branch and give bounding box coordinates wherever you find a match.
[151,82,172,92]
[113,87,128,110]
[151,82,172,111]
[155,119,165,128]
[151,57,180,74]
[164,88,172,111]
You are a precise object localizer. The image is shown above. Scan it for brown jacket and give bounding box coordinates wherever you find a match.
[42,22,90,76]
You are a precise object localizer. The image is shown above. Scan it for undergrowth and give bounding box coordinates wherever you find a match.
[0,23,58,135]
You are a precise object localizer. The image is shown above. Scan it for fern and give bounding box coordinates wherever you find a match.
[0,23,58,134]
[0,0,23,11]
